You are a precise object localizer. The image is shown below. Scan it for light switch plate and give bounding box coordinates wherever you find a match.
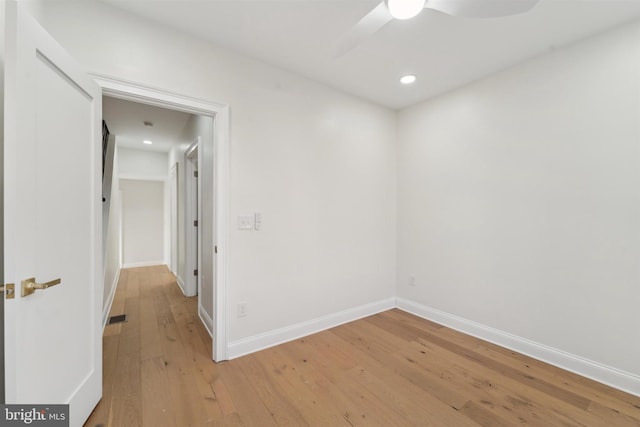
[238,215,254,230]
[254,212,262,230]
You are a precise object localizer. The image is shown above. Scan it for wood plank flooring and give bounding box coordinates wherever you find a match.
[85,265,640,426]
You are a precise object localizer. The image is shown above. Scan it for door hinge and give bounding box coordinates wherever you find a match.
[194,171,198,178]
[193,220,198,227]
[193,269,198,276]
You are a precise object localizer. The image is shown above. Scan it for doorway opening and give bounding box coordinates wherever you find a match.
[96,75,229,362]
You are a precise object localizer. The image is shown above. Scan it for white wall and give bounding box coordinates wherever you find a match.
[120,179,165,267]
[37,1,397,346]
[116,147,169,268]
[397,20,640,385]
[118,146,168,181]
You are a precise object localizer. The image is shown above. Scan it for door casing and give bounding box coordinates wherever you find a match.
[169,162,178,275]
[93,74,229,361]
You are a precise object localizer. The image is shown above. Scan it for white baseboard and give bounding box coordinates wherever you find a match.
[102,267,121,330]
[228,297,396,360]
[396,297,640,398]
[174,274,196,298]
[199,305,214,338]
[176,275,186,295]
[121,260,165,269]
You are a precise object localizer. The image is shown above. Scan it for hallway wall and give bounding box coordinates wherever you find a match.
[118,147,169,180]
[120,179,165,267]
[116,147,169,269]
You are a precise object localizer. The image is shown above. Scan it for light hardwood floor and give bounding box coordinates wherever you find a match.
[85,265,640,426]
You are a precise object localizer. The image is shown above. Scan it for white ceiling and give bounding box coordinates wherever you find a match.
[101,0,640,110]
[103,96,193,152]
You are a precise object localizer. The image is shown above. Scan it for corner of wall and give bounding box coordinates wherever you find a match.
[227,297,396,359]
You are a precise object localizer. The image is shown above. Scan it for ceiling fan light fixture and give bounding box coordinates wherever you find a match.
[386,0,426,20]
[400,74,417,85]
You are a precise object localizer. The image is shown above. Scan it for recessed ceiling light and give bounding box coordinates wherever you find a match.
[386,0,426,20]
[400,74,417,85]
[143,140,153,145]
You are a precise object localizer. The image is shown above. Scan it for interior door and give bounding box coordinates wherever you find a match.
[194,158,200,296]
[3,2,102,424]
[185,140,200,297]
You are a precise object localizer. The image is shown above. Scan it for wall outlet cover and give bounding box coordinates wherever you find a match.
[238,302,248,317]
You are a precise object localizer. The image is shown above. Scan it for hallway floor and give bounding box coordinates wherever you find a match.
[85,265,221,426]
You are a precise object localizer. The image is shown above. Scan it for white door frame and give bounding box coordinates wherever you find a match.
[169,162,178,275]
[184,138,201,298]
[92,74,229,361]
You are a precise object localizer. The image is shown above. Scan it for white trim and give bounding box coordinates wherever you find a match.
[213,105,230,361]
[396,297,640,398]
[118,188,123,268]
[163,175,171,267]
[118,173,167,182]
[169,163,178,274]
[92,74,225,115]
[199,305,214,338]
[121,260,165,269]
[175,275,186,295]
[101,267,121,330]
[184,138,199,159]
[92,73,230,362]
[228,298,396,360]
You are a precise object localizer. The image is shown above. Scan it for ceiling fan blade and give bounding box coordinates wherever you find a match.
[333,2,393,57]
[424,0,540,19]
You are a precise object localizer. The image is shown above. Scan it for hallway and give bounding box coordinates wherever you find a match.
[85,266,223,426]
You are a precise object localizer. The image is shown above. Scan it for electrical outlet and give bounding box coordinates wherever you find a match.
[409,274,416,287]
[238,302,248,318]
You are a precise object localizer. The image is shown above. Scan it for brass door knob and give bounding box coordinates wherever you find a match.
[21,277,62,297]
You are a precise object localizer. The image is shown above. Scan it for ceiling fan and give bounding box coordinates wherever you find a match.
[334,0,541,56]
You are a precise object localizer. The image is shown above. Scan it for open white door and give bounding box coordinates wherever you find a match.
[185,138,201,298]
[4,2,102,425]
